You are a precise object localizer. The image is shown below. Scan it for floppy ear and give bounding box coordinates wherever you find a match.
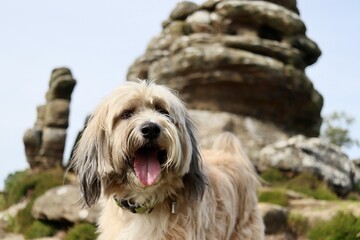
[182,117,208,201]
[71,112,107,207]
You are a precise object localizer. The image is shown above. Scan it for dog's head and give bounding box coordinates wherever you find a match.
[72,80,206,207]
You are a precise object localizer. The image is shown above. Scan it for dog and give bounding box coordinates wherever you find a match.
[72,80,264,240]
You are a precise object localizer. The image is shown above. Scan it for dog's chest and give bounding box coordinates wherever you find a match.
[98,206,199,240]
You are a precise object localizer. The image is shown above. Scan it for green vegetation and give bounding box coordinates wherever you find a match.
[287,213,309,237]
[6,203,33,233]
[321,111,359,148]
[260,168,288,184]
[4,168,67,207]
[286,172,338,200]
[308,212,360,240]
[25,220,57,239]
[260,168,338,200]
[0,192,6,210]
[65,223,98,240]
[3,168,69,237]
[258,189,289,207]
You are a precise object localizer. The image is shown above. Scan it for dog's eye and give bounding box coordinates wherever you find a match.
[121,110,133,119]
[156,108,169,116]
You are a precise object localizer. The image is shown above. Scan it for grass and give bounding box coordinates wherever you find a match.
[288,212,309,237]
[308,211,360,240]
[286,172,338,200]
[65,223,98,240]
[260,168,338,200]
[258,189,290,207]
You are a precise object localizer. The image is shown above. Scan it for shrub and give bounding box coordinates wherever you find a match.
[25,220,57,239]
[258,189,289,207]
[65,223,98,240]
[4,170,29,206]
[4,168,68,207]
[0,192,6,210]
[308,211,360,240]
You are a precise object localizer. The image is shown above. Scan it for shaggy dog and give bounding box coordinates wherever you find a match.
[72,80,264,240]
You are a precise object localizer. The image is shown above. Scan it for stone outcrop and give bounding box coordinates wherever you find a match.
[189,110,289,162]
[259,135,360,195]
[32,185,100,224]
[259,203,288,235]
[127,0,323,136]
[23,68,76,169]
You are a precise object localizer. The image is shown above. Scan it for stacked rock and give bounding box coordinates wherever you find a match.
[23,68,76,169]
[127,0,323,137]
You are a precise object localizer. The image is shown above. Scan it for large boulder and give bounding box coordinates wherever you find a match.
[32,185,100,224]
[127,0,322,137]
[259,135,360,195]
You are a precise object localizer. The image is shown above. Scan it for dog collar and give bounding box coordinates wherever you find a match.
[113,195,154,214]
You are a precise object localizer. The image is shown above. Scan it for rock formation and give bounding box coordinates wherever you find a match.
[259,135,360,196]
[23,67,76,169]
[32,185,100,224]
[127,0,323,137]
[125,0,360,196]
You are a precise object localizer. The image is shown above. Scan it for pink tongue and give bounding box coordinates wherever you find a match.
[134,148,161,186]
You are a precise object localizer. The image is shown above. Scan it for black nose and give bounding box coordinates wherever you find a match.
[141,122,161,139]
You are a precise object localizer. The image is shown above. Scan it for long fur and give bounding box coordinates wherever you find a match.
[72,80,264,239]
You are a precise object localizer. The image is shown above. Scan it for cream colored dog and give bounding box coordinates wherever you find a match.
[72,80,264,240]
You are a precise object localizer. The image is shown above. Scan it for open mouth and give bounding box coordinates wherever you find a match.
[133,143,167,186]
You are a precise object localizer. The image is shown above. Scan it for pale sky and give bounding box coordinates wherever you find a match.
[0,0,359,190]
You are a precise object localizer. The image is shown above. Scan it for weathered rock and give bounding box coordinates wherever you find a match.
[259,135,360,195]
[46,68,76,101]
[215,1,305,35]
[38,128,67,167]
[189,110,288,163]
[34,105,46,129]
[170,1,199,20]
[258,203,288,234]
[44,100,70,128]
[127,0,323,137]
[24,67,76,169]
[202,0,299,13]
[32,185,101,224]
[353,158,360,168]
[0,200,28,222]
[23,129,42,168]
[186,10,213,33]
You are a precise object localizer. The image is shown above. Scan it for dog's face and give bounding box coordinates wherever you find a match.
[72,81,206,207]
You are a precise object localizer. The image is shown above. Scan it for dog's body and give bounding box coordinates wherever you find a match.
[72,81,264,240]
